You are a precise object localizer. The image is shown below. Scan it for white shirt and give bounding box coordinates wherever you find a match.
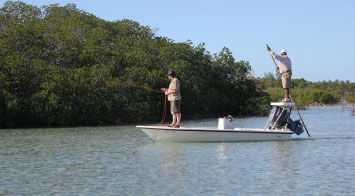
[270,51,292,73]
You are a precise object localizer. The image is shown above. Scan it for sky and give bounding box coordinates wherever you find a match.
[1,0,354,82]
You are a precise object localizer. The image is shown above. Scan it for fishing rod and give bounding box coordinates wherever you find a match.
[266,44,311,137]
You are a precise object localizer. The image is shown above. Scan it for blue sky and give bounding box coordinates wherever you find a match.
[2,0,354,82]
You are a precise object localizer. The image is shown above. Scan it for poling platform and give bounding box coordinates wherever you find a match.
[271,102,295,108]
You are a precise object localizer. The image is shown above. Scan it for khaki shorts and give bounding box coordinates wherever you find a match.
[281,72,292,89]
[170,100,181,115]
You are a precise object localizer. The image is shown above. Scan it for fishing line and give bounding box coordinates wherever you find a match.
[100,79,167,125]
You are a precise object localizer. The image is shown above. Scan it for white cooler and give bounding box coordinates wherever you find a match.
[218,117,235,130]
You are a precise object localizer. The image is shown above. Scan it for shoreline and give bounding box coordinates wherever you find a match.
[307,102,354,107]
[295,102,354,110]
[1,104,353,129]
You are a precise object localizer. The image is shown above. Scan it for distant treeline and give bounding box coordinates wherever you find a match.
[0,1,269,128]
[257,73,355,106]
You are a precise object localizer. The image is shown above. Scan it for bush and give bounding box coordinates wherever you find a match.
[0,1,270,127]
[345,95,355,103]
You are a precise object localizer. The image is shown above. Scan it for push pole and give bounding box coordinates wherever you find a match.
[266,44,280,76]
[289,94,311,137]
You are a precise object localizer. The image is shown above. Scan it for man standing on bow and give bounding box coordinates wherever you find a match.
[267,45,292,102]
[161,70,182,128]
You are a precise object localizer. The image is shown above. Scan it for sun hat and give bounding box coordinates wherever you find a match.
[167,70,176,77]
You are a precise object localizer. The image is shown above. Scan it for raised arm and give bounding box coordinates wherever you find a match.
[270,50,282,61]
[266,45,282,61]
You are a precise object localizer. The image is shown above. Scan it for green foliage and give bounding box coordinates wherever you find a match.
[257,73,354,106]
[345,95,355,103]
[0,1,269,127]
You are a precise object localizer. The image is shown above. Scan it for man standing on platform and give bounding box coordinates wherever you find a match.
[161,70,182,128]
[267,45,292,102]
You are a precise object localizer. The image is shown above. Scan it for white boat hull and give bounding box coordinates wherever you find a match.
[137,126,293,142]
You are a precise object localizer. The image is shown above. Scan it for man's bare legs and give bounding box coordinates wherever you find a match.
[285,88,289,99]
[175,113,181,126]
[171,114,177,126]
[170,113,181,127]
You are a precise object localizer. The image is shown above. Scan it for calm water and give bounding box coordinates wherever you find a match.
[1,106,354,195]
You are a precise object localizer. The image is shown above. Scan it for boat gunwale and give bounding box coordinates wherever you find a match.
[136,126,294,135]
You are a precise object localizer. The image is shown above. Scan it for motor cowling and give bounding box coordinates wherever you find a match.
[287,119,304,135]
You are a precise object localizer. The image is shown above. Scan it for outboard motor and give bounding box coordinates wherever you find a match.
[267,106,304,135]
[287,118,304,135]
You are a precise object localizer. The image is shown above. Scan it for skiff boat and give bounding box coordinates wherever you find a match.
[137,102,304,142]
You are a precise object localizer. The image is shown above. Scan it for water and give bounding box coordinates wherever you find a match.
[0,106,354,195]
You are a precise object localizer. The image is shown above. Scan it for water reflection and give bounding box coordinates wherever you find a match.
[217,143,227,160]
[268,142,293,182]
[269,142,292,166]
[137,144,189,195]
[163,147,184,173]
